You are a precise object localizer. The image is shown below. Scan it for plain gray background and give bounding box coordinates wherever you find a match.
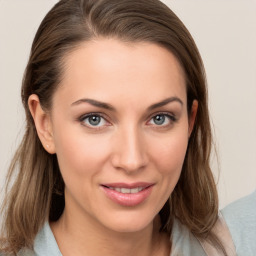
[0,0,256,208]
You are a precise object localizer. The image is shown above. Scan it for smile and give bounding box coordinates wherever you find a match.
[101,182,154,206]
[108,187,144,194]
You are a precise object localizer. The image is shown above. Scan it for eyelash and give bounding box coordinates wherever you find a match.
[78,112,110,130]
[147,112,177,127]
[78,112,177,130]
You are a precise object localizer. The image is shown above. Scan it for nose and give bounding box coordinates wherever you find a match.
[111,126,148,173]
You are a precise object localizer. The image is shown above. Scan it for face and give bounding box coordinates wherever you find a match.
[37,39,195,233]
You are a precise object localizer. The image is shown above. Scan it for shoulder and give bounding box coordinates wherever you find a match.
[221,190,256,256]
[33,222,62,256]
[222,190,256,219]
[170,219,207,256]
[16,222,62,256]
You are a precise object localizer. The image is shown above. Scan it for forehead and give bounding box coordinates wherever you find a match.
[54,38,187,108]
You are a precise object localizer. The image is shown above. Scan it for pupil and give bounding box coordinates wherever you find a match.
[89,116,101,125]
[154,115,165,125]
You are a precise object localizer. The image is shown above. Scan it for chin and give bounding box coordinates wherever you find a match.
[99,210,156,234]
[108,222,150,234]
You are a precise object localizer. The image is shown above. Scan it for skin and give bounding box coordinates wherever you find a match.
[29,38,197,256]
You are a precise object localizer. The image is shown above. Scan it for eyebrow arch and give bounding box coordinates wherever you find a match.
[147,97,183,111]
[71,96,183,112]
[71,98,116,111]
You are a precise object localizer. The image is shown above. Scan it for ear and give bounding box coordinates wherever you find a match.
[188,100,198,137]
[28,94,56,154]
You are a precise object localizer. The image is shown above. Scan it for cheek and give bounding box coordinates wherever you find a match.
[146,127,189,210]
[52,123,112,179]
[150,130,188,175]
[53,130,114,209]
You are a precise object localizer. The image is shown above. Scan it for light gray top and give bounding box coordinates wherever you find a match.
[221,190,256,256]
[171,220,206,256]
[15,219,206,256]
[3,191,256,255]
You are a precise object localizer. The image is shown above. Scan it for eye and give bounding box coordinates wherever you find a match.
[148,113,176,126]
[80,114,109,128]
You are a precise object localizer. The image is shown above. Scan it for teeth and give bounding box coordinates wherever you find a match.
[109,187,144,194]
[121,188,131,194]
[130,188,139,193]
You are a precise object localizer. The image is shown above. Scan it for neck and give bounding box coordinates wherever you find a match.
[51,208,169,256]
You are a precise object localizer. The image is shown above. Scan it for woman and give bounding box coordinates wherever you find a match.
[0,0,235,255]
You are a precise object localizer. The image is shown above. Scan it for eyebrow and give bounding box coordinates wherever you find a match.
[71,97,183,111]
[147,97,183,111]
[71,98,116,111]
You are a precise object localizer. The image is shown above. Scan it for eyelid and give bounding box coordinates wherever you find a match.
[146,111,177,126]
[147,111,176,120]
[78,112,111,129]
[77,111,177,130]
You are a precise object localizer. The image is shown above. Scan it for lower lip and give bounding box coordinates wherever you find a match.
[101,186,154,207]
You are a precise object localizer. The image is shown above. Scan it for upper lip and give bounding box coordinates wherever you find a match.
[101,182,154,189]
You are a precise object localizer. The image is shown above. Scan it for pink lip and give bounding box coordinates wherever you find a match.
[102,182,153,189]
[100,182,154,207]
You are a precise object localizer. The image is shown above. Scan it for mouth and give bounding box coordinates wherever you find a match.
[105,187,145,194]
[100,182,154,206]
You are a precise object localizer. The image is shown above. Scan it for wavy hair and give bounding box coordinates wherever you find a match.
[1,0,224,254]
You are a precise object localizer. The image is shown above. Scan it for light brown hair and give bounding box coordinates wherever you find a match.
[1,0,224,254]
